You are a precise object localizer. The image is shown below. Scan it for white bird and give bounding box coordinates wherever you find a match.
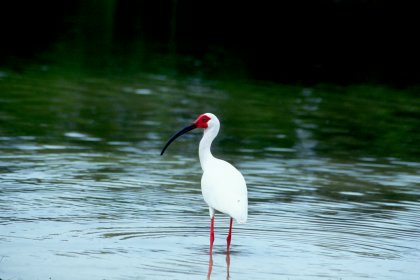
[161,113,248,253]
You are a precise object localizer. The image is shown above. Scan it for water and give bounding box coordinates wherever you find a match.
[1,67,420,279]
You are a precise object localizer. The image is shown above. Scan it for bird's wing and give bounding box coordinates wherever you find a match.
[201,159,248,223]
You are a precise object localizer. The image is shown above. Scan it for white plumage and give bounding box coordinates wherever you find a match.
[161,112,248,253]
[201,159,248,223]
[198,113,248,224]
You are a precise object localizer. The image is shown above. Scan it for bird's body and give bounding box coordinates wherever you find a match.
[161,113,248,253]
[201,158,248,223]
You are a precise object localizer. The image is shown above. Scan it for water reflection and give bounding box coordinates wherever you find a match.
[206,252,231,280]
[207,254,213,280]
[0,68,420,279]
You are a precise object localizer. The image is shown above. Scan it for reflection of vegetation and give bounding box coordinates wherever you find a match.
[295,85,420,160]
[1,65,418,161]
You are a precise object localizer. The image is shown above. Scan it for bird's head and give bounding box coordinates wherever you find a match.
[194,113,219,129]
[160,113,218,155]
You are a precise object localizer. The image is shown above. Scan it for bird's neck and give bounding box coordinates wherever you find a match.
[199,126,219,171]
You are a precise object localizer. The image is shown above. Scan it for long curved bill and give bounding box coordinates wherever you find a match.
[160,123,197,155]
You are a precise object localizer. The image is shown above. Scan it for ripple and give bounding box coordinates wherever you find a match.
[64,132,102,142]
[1,74,420,279]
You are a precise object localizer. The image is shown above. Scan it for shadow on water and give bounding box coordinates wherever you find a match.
[0,65,419,279]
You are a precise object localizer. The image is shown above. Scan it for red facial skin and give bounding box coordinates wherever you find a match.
[194,114,211,128]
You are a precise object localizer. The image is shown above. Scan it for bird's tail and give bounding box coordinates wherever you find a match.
[235,215,247,224]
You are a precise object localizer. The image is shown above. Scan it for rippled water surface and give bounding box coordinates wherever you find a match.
[1,68,420,279]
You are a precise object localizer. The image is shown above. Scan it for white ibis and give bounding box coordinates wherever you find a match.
[161,113,248,253]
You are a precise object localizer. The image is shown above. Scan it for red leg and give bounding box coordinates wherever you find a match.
[226,217,233,252]
[210,216,215,254]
